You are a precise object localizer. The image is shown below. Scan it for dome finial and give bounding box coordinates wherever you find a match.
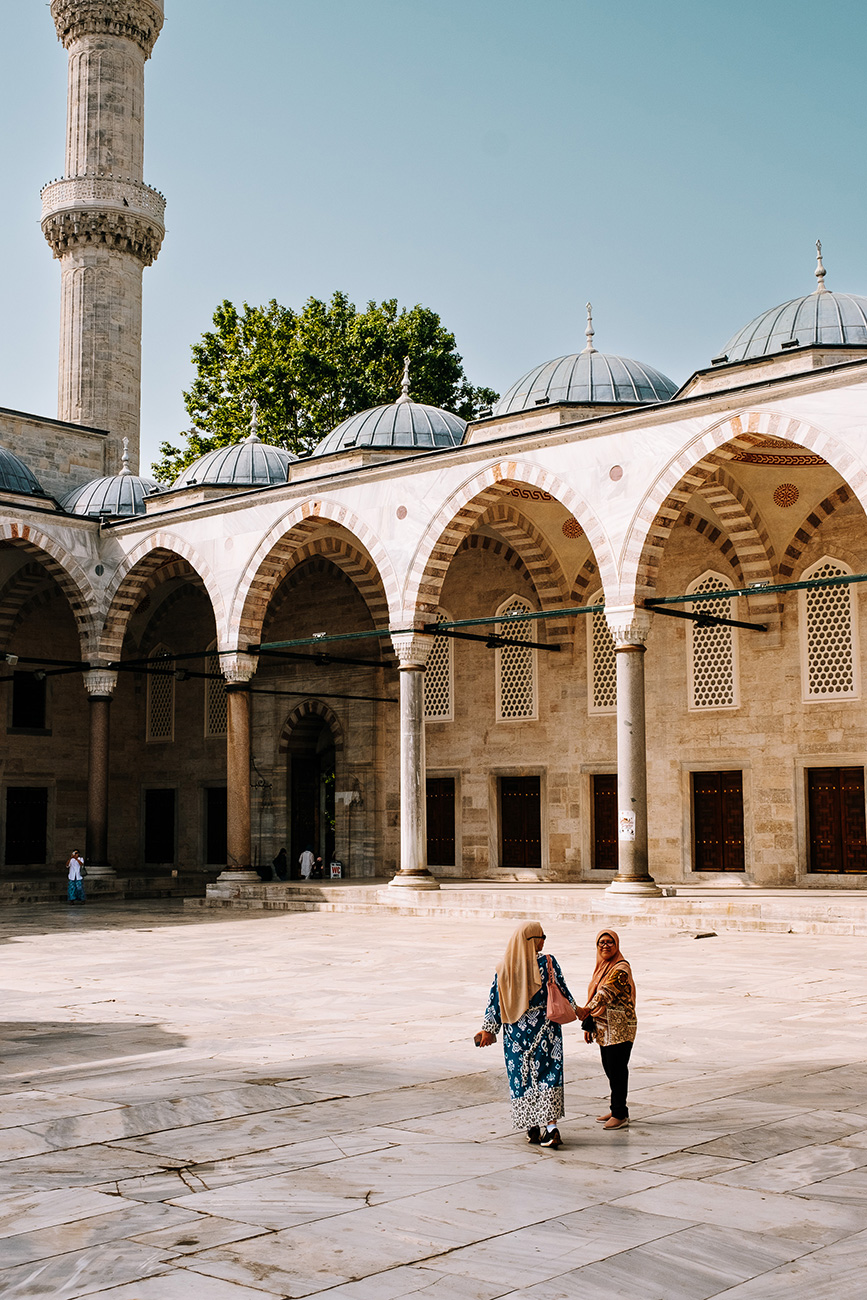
[815,239,829,293]
[396,355,412,405]
[582,302,596,354]
[120,437,131,476]
[245,399,261,443]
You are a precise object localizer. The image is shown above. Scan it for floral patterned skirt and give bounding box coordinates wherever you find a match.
[501,1006,566,1129]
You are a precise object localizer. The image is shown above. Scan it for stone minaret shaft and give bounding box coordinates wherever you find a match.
[41,1,166,473]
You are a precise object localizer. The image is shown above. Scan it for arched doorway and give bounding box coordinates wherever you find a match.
[285,713,337,874]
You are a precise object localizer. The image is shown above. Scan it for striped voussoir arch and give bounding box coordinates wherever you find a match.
[477,502,571,639]
[0,523,99,657]
[99,535,226,663]
[278,698,345,753]
[263,537,391,633]
[622,412,855,603]
[696,474,779,624]
[778,486,861,579]
[0,562,58,654]
[403,461,613,625]
[230,501,399,652]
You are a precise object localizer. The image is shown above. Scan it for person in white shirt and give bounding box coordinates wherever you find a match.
[299,847,315,880]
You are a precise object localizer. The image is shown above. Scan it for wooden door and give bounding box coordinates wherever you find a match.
[426,778,455,866]
[808,767,867,873]
[592,774,618,869]
[144,788,175,864]
[5,786,48,865]
[204,786,227,865]
[500,776,541,868]
[693,771,745,871]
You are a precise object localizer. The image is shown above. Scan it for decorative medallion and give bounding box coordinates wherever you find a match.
[509,487,553,501]
[396,505,407,519]
[773,483,799,508]
[609,465,623,482]
[562,517,584,538]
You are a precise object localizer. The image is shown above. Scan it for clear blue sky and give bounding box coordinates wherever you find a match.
[1,1,866,473]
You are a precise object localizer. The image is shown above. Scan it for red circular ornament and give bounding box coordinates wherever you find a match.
[609,465,623,482]
[396,505,407,520]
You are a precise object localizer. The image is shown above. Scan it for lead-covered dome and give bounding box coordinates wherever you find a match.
[716,244,867,363]
[0,445,47,497]
[494,305,677,415]
[311,359,466,456]
[62,440,162,517]
[172,418,297,490]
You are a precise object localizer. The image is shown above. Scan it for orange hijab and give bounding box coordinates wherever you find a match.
[587,929,636,1004]
[496,921,544,1024]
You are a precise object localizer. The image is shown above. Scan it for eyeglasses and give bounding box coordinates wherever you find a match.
[597,939,615,948]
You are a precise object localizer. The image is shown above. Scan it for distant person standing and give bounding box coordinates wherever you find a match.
[299,847,315,880]
[272,847,288,881]
[66,850,86,906]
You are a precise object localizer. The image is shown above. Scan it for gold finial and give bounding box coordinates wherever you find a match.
[815,239,829,293]
[582,302,596,354]
[396,356,412,404]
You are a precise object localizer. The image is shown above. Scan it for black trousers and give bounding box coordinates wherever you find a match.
[599,1040,633,1119]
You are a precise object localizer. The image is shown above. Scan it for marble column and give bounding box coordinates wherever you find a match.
[604,606,661,896]
[389,632,439,890]
[83,669,118,877]
[220,653,260,883]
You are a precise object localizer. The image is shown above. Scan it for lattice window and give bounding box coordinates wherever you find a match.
[588,589,616,714]
[496,595,537,720]
[424,611,453,721]
[205,640,228,737]
[687,572,739,710]
[800,557,859,700]
[147,644,174,742]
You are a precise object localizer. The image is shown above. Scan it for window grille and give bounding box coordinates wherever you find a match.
[496,595,537,720]
[205,641,228,737]
[588,590,616,714]
[801,557,859,699]
[424,612,453,721]
[147,644,174,741]
[688,573,738,709]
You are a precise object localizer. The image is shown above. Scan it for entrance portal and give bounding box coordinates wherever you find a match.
[807,767,867,873]
[286,715,336,875]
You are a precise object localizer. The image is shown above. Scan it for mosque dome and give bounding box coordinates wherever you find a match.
[494,305,678,416]
[172,408,297,489]
[311,359,466,456]
[716,243,867,364]
[0,445,48,497]
[62,439,162,517]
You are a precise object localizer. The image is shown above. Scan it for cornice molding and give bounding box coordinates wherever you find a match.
[42,206,165,266]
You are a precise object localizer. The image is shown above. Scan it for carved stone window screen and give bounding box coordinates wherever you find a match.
[147,644,174,742]
[496,595,537,721]
[687,572,739,710]
[588,589,616,715]
[800,557,859,701]
[424,611,453,722]
[205,641,228,737]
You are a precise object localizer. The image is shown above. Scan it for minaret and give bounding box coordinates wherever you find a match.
[40,0,166,473]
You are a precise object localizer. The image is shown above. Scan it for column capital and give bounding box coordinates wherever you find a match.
[391,631,434,669]
[84,668,118,698]
[51,0,165,57]
[605,605,653,648]
[222,652,258,686]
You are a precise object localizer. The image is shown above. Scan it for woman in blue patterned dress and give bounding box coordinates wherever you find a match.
[474,920,578,1148]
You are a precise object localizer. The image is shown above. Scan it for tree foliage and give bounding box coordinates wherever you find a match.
[152,291,498,481]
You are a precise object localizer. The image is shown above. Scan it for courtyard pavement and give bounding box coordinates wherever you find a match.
[1,900,866,1298]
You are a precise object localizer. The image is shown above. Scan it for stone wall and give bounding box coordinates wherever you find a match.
[0,408,107,503]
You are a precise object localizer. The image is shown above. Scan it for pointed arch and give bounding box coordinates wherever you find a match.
[100,533,225,663]
[403,460,613,626]
[279,698,345,753]
[779,485,859,578]
[229,501,398,653]
[0,523,99,658]
[622,411,863,607]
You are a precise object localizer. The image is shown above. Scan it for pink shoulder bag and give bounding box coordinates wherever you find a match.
[546,954,577,1024]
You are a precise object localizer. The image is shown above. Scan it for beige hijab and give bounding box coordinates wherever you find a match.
[496,921,544,1024]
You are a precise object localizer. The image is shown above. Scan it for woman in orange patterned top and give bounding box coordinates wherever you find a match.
[579,929,637,1130]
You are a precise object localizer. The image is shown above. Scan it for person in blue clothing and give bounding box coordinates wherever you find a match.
[474,920,578,1148]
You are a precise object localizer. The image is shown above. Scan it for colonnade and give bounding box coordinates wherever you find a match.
[80,608,660,894]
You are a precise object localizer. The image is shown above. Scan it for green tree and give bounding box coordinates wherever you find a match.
[152,291,498,481]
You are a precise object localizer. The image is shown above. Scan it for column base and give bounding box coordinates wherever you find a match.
[84,864,117,879]
[389,870,441,892]
[606,876,663,897]
[217,870,261,884]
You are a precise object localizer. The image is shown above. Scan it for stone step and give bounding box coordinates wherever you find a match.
[0,873,216,905]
